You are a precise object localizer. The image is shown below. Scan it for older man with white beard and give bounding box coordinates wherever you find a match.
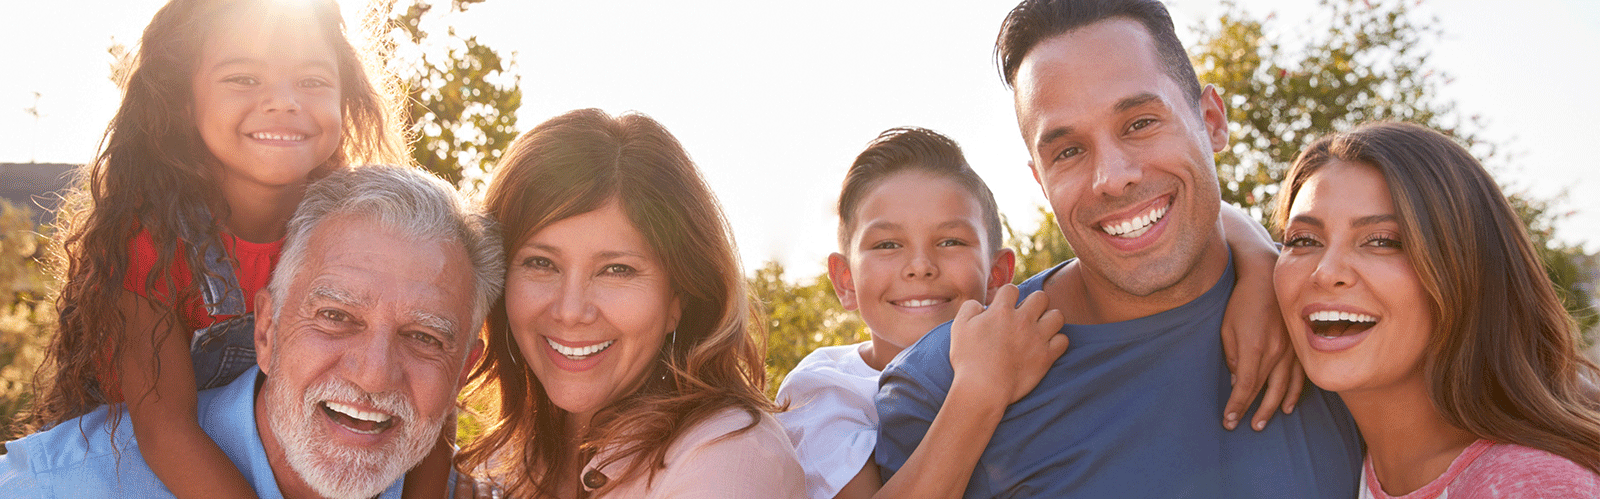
[0,165,503,499]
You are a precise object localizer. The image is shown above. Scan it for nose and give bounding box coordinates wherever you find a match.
[341,327,403,395]
[261,81,303,114]
[903,246,939,280]
[1310,246,1358,290]
[551,274,598,325]
[1091,143,1142,198]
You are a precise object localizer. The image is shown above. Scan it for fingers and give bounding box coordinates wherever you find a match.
[991,284,1020,309]
[954,298,985,324]
[1282,358,1305,414]
[1251,354,1292,431]
[1221,326,1240,374]
[1221,343,1263,431]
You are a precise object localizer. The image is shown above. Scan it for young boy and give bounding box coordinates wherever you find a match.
[776,127,1067,499]
[776,127,1296,499]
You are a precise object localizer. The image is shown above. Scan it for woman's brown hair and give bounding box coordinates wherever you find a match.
[460,108,774,496]
[1276,121,1600,473]
[26,0,401,429]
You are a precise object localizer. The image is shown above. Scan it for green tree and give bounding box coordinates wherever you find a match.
[0,201,56,440]
[1005,209,1075,284]
[751,261,867,397]
[1190,0,1595,335]
[388,0,522,190]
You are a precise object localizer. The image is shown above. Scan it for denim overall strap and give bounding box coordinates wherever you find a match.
[178,213,257,390]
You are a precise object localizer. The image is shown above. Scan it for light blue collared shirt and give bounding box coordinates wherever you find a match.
[0,367,406,499]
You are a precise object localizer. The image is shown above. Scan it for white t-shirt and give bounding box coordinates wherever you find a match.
[774,342,881,499]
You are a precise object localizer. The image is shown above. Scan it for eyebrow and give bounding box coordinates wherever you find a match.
[309,284,362,308]
[1034,92,1163,150]
[208,57,338,74]
[1287,213,1398,229]
[408,310,458,344]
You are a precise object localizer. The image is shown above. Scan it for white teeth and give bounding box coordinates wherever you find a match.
[250,132,307,141]
[1308,311,1378,323]
[896,299,944,308]
[1102,203,1169,237]
[546,338,615,360]
[323,401,392,424]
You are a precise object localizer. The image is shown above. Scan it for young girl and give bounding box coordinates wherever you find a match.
[775,127,1298,498]
[21,0,457,497]
[1275,122,1600,497]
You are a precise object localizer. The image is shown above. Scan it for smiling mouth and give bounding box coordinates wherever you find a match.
[1307,310,1378,338]
[892,298,950,308]
[1101,201,1170,238]
[320,401,395,435]
[547,338,615,360]
[249,132,307,141]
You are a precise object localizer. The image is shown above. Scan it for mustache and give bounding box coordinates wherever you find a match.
[302,377,418,424]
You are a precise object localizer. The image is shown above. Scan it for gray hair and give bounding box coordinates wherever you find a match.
[268,165,505,337]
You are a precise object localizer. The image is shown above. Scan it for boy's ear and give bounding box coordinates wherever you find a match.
[826,252,860,311]
[985,248,1018,304]
[253,289,275,374]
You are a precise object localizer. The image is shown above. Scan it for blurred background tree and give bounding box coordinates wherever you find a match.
[0,201,56,441]
[386,0,522,192]
[1191,0,1595,335]
[751,261,867,397]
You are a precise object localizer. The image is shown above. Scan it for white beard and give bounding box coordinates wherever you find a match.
[263,372,443,499]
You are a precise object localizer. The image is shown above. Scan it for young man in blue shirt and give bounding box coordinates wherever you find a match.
[873,1,1364,496]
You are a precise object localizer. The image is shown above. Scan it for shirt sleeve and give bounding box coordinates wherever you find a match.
[873,324,955,482]
[0,447,47,499]
[774,356,877,498]
[649,410,806,498]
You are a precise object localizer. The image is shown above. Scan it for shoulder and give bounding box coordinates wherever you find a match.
[775,343,876,406]
[1456,442,1600,495]
[653,408,804,497]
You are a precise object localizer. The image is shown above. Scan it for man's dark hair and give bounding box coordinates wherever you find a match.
[836,127,1003,254]
[995,0,1202,107]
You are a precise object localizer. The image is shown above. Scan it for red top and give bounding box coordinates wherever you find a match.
[103,229,282,401]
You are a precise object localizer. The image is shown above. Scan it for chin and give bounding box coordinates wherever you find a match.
[266,378,441,499]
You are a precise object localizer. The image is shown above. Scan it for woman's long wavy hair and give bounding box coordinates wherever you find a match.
[460,108,774,496]
[25,0,401,430]
[1276,121,1600,473]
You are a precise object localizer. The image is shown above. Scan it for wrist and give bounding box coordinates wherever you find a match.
[949,373,1012,411]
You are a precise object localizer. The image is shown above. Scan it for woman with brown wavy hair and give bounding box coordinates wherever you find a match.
[1273,122,1600,497]
[458,108,803,497]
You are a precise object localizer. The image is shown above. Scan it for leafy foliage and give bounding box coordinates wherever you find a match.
[387,0,522,190]
[1191,0,1594,335]
[0,201,56,441]
[750,261,867,398]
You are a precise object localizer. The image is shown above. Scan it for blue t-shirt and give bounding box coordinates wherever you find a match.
[875,258,1362,498]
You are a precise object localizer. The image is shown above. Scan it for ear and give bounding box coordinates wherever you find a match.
[253,289,275,374]
[1200,84,1228,153]
[827,252,859,311]
[984,248,1018,304]
[1028,159,1042,187]
[457,338,484,391]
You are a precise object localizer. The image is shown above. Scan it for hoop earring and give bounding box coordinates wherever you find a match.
[506,331,519,366]
[660,330,677,382]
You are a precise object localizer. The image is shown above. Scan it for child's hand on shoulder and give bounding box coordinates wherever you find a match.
[948,284,1068,407]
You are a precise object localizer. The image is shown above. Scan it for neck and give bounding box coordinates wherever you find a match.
[1049,230,1228,325]
[1342,377,1479,496]
[217,176,305,243]
[861,337,898,371]
[255,381,327,499]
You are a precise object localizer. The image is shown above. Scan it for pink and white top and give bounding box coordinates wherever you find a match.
[1359,439,1600,499]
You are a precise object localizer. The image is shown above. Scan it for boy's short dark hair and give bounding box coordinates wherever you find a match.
[995,0,1201,107]
[836,127,1003,254]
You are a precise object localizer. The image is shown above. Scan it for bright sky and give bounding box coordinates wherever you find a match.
[4,0,1596,279]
